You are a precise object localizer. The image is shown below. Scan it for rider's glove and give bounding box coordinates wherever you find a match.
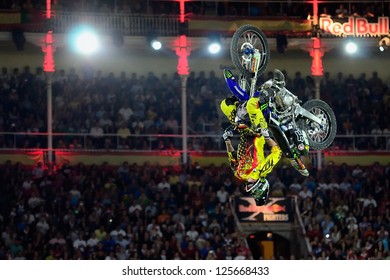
[223,128,234,141]
[223,130,233,141]
[255,127,270,140]
[261,128,270,140]
[225,96,239,106]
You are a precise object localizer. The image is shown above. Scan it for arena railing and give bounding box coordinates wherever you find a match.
[53,12,180,36]
[0,132,388,151]
[2,1,389,35]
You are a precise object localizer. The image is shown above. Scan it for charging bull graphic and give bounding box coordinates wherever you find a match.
[236,197,293,222]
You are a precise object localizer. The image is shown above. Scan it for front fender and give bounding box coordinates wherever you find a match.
[223,69,249,101]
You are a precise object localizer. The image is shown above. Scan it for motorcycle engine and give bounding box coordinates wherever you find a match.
[275,88,294,111]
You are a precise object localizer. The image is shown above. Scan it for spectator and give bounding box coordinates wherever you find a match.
[319,6,331,18]
[32,162,45,181]
[216,186,229,204]
[35,216,50,235]
[186,225,199,242]
[99,113,114,131]
[73,232,87,251]
[87,232,100,248]
[128,201,142,214]
[298,185,313,200]
[157,177,171,192]
[90,122,104,147]
[335,4,348,18]
[363,194,378,209]
[117,123,131,140]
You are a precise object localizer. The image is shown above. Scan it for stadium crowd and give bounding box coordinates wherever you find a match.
[295,161,390,260]
[0,65,389,260]
[0,66,389,151]
[0,159,253,260]
[0,156,389,260]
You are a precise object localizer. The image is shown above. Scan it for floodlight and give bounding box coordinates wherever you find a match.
[207,34,222,54]
[345,41,357,54]
[69,25,100,55]
[151,39,162,50]
[208,42,221,54]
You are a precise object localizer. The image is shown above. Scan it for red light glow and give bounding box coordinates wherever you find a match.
[179,0,186,23]
[43,31,55,72]
[46,0,51,19]
[312,0,318,25]
[43,0,55,72]
[310,37,323,76]
[175,35,189,75]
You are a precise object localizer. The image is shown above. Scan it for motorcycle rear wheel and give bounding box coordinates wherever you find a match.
[230,24,270,79]
[297,99,337,151]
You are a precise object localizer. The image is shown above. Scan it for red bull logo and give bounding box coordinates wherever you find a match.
[319,17,389,37]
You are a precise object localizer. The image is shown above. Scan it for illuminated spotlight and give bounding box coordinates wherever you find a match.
[69,26,100,55]
[345,41,357,54]
[208,42,221,54]
[151,39,162,50]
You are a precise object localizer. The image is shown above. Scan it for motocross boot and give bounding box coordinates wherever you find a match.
[246,178,270,206]
[290,158,309,177]
[290,128,309,156]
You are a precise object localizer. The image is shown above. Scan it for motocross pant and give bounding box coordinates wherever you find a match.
[221,97,281,180]
[234,136,282,182]
[246,96,268,130]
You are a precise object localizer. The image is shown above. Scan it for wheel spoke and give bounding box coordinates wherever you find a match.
[239,38,263,72]
[306,107,331,144]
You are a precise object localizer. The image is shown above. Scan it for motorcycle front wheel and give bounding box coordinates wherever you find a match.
[297,99,337,151]
[230,24,270,79]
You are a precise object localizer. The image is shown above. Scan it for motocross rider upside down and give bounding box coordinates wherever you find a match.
[222,68,310,177]
[220,96,282,206]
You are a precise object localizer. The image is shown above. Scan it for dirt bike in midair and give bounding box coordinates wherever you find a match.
[224,24,337,167]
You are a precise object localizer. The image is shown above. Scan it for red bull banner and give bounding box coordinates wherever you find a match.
[319,16,389,37]
[235,196,294,223]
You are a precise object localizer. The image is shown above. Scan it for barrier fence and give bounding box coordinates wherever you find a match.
[53,12,180,36]
[0,132,389,151]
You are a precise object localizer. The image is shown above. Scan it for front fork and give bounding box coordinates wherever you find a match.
[249,50,261,98]
[224,49,262,101]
